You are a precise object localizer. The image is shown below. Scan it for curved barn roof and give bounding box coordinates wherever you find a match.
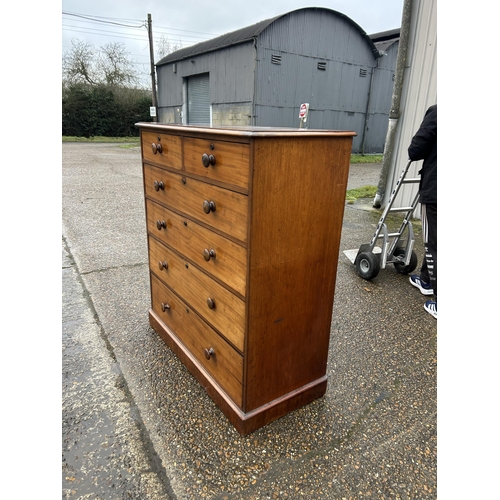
[156,7,381,66]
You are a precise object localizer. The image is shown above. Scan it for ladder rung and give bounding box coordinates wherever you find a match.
[389,207,414,212]
[402,178,420,183]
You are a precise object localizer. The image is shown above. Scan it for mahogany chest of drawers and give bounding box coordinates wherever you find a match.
[137,123,355,434]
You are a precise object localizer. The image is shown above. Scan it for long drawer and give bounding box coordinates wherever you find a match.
[183,136,250,190]
[151,273,243,406]
[144,164,248,243]
[149,236,245,352]
[141,131,182,170]
[146,199,247,297]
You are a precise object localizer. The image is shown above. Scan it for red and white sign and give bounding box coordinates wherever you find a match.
[299,103,309,118]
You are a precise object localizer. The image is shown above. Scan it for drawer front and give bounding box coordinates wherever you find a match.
[146,199,247,297]
[141,131,182,170]
[149,236,245,352]
[183,137,250,190]
[151,274,243,406]
[144,164,248,243]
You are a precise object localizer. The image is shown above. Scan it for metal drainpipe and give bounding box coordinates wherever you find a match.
[252,37,258,126]
[373,0,413,208]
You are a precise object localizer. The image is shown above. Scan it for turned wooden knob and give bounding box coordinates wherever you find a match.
[203,200,216,214]
[156,220,166,230]
[154,180,164,191]
[151,142,162,154]
[204,347,215,360]
[158,261,168,270]
[203,248,216,261]
[161,302,170,312]
[201,153,216,168]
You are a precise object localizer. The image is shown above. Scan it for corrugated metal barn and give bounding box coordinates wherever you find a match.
[155,7,400,153]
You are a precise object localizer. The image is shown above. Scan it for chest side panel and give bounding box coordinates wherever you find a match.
[244,135,352,411]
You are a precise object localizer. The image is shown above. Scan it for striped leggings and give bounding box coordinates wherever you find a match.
[419,203,437,298]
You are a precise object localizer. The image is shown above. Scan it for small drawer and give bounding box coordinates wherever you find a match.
[141,131,182,170]
[151,274,243,406]
[149,236,245,352]
[146,200,247,297]
[183,137,250,190]
[144,164,249,243]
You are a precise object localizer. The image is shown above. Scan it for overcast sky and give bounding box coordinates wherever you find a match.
[62,0,404,86]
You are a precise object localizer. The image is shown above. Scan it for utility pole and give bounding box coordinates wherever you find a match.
[147,13,158,122]
[372,0,413,208]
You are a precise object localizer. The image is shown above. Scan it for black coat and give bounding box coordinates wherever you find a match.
[408,104,437,205]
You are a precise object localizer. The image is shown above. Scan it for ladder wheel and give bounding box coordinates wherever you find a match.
[355,251,380,280]
[392,247,418,274]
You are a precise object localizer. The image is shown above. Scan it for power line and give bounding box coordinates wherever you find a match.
[153,23,220,37]
[62,11,221,39]
[62,18,145,33]
[61,10,220,87]
[61,12,217,62]
[62,11,145,28]
[62,24,147,40]
[62,23,213,45]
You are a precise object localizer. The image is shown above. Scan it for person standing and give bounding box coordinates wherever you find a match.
[408,104,437,319]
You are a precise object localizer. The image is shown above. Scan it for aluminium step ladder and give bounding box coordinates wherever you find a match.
[354,159,421,280]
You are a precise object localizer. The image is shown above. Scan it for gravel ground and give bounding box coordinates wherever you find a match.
[62,143,436,499]
[346,161,383,190]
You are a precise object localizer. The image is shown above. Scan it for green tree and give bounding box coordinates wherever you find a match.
[62,84,152,137]
[62,38,153,137]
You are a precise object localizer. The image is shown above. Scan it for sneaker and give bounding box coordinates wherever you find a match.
[424,300,437,319]
[409,275,434,296]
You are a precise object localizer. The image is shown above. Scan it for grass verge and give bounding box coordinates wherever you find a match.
[350,154,383,163]
[62,136,140,143]
[346,185,377,204]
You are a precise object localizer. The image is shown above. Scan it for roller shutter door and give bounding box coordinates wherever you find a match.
[187,73,210,125]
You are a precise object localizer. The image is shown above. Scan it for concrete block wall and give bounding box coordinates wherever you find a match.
[157,107,183,124]
[212,103,252,126]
